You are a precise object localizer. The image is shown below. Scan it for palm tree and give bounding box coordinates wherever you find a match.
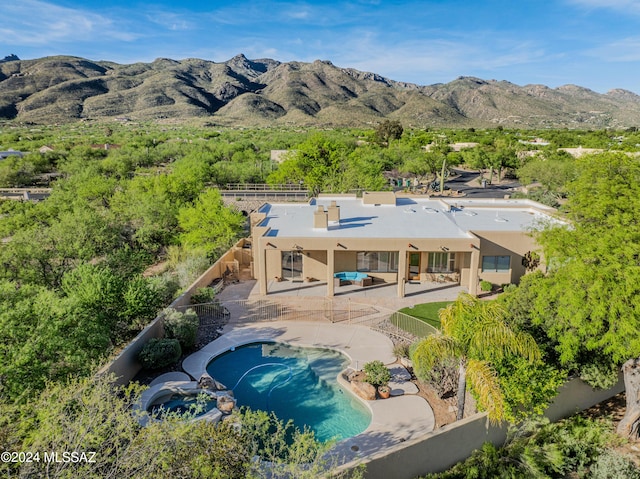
[412,293,540,423]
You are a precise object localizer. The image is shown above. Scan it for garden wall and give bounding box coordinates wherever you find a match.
[97,239,250,385]
[346,375,625,479]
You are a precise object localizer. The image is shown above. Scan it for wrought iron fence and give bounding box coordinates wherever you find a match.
[177,298,439,342]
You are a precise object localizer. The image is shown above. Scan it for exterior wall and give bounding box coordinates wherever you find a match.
[303,250,327,281]
[265,248,283,280]
[475,231,538,286]
[341,375,625,479]
[458,252,472,286]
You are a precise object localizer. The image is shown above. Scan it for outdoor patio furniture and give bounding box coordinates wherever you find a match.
[334,272,373,287]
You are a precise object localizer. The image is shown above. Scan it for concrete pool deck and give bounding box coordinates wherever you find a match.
[182,320,435,463]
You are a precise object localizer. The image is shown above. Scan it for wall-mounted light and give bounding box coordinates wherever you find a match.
[336,242,347,249]
[293,244,303,250]
[440,246,449,252]
[470,244,479,250]
[266,242,277,248]
[408,243,419,250]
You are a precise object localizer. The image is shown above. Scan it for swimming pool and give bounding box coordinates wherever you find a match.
[206,342,371,442]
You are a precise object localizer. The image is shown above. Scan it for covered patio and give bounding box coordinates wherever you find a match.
[251,277,466,310]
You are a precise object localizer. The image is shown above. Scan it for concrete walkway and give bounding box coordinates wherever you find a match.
[182,321,435,463]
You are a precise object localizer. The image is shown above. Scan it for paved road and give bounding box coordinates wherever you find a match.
[445,169,521,199]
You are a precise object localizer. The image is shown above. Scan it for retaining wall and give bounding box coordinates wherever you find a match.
[96,239,250,385]
[346,374,625,479]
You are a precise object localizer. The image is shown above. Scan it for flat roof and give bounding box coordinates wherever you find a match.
[257,196,559,239]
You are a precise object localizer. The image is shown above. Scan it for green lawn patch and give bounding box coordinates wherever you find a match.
[398,301,452,330]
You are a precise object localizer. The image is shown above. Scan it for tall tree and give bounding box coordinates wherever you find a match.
[524,152,640,440]
[375,120,404,145]
[178,188,245,259]
[411,293,540,423]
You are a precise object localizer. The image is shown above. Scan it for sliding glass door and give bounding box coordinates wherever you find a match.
[281,251,303,281]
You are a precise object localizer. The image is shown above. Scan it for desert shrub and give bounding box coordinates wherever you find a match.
[393,342,410,359]
[422,416,620,479]
[420,357,458,399]
[147,273,181,305]
[162,308,199,350]
[138,338,182,369]
[175,251,211,288]
[588,450,640,479]
[190,286,216,304]
[363,360,391,388]
[480,280,493,292]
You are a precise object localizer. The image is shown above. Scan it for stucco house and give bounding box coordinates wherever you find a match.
[250,192,559,297]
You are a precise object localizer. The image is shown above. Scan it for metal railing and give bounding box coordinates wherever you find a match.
[183,297,439,342]
[387,310,440,339]
[223,183,306,191]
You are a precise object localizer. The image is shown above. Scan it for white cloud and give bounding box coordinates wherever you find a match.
[0,0,139,46]
[146,12,195,32]
[586,36,640,62]
[309,29,549,85]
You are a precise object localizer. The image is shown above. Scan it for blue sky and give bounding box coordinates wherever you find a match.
[1,0,639,93]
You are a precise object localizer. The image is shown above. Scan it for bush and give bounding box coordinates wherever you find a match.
[589,450,640,479]
[416,356,458,399]
[363,360,391,388]
[174,252,211,289]
[480,280,493,292]
[162,308,199,350]
[147,273,181,306]
[190,286,216,304]
[393,343,410,359]
[579,361,620,389]
[138,338,182,369]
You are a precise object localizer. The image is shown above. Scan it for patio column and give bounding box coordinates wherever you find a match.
[326,248,335,297]
[258,241,268,295]
[469,247,480,296]
[397,250,407,298]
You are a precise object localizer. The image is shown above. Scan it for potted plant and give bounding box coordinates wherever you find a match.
[363,360,392,399]
[377,384,391,399]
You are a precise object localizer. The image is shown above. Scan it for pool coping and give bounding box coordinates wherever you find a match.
[182,320,435,463]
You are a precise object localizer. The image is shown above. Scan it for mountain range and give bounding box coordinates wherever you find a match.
[1,54,640,128]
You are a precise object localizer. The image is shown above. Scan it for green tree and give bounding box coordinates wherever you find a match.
[411,293,540,423]
[401,150,442,188]
[521,152,640,439]
[178,188,245,259]
[375,120,404,145]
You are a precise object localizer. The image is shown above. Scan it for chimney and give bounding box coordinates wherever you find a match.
[327,200,340,223]
[313,205,328,229]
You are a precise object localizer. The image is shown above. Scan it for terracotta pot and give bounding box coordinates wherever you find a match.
[378,386,391,399]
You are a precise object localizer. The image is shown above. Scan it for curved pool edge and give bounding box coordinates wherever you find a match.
[182,321,435,463]
[134,380,224,426]
[182,321,396,381]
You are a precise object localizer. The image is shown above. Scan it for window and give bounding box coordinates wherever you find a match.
[356,252,399,272]
[482,255,511,272]
[427,252,455,273]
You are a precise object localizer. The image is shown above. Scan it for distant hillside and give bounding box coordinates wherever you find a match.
[1,54,640,128]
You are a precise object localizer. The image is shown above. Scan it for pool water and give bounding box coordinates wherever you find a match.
[206,342,371,442]
[148,393,217,417]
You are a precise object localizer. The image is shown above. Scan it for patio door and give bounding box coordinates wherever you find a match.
[408,252,421,280]
[281,251,303,281]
